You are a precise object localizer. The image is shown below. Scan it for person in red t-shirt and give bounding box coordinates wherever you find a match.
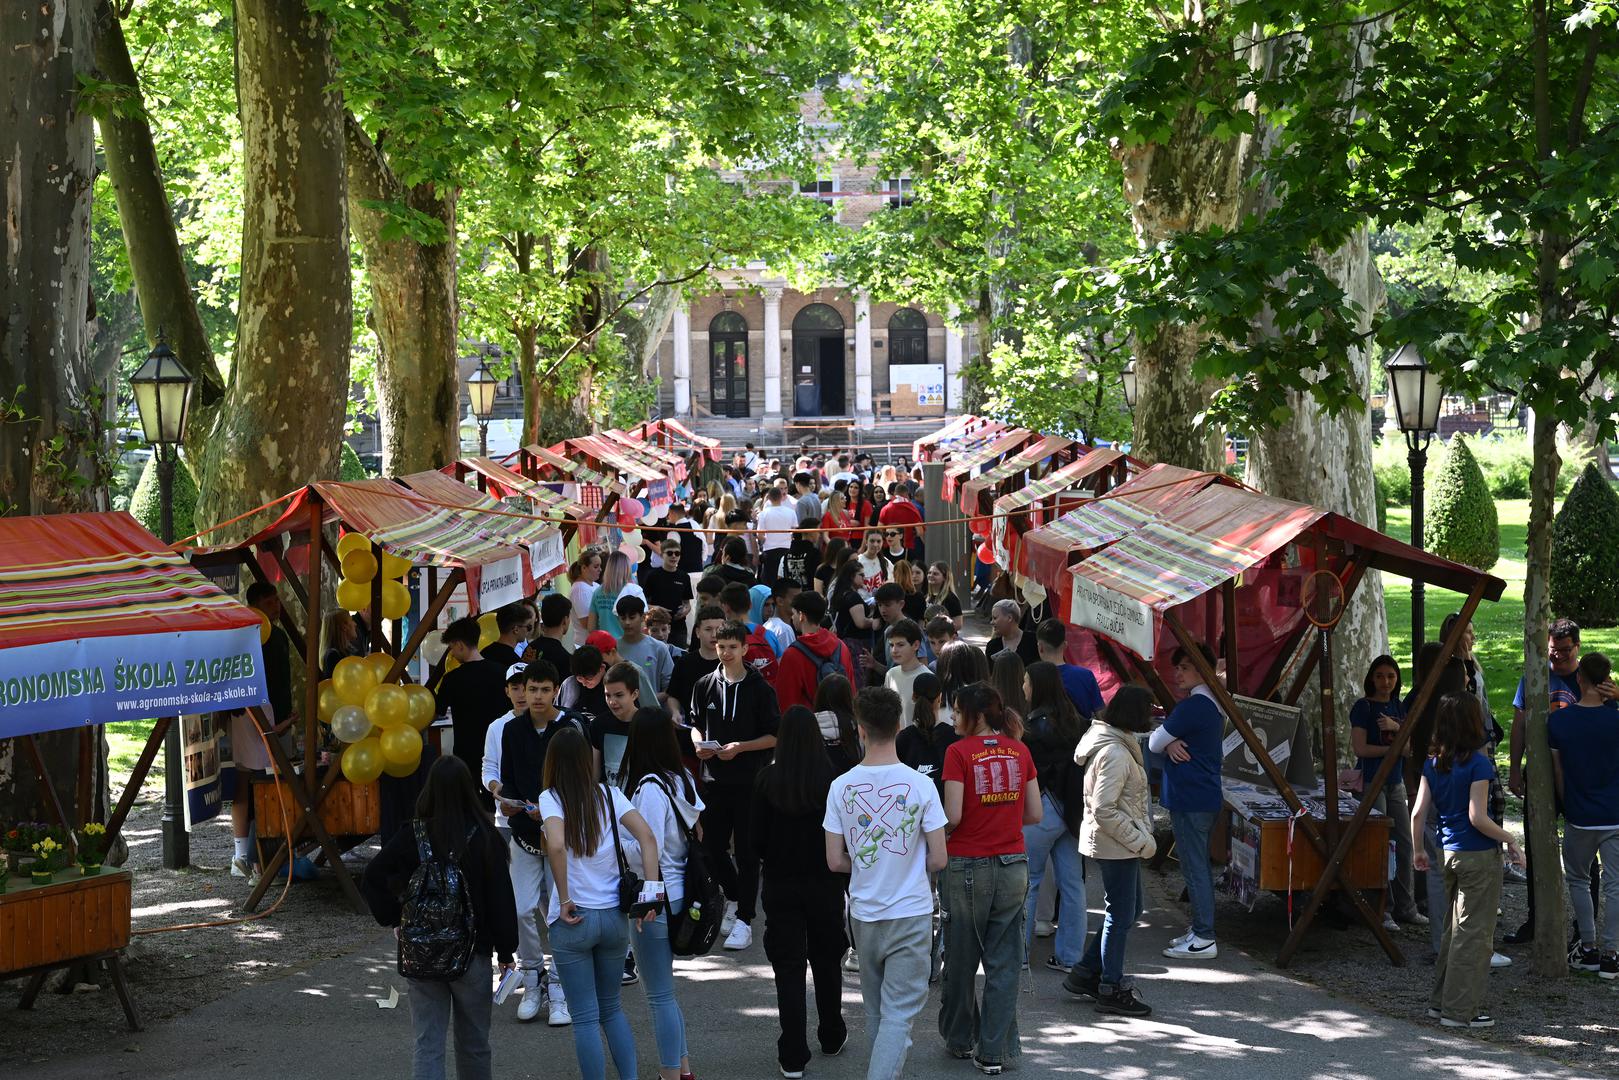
[939,682,1040,1073]
[876,482,925,556]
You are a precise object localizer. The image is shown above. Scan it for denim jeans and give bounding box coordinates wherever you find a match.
[939,854,1027,1066]
[409,958,493,1080]
[849,914,931,1080]
[1075,856,1141,991]
[1171,810,1218,940]
[550,907,637,1080]
[1563,827,1619,951]
[631,901,690,1071]
[1023,791,1086,966]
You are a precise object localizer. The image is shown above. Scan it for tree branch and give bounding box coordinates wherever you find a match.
[539,263,712,379]
[1567,24,1601,151]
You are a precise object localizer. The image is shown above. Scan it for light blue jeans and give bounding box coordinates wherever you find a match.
[550,907,636,1080]
[1171,810,1218,940]
[632,901,691,1071]
[1023,791,1086,966]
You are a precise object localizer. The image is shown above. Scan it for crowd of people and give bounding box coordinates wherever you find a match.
[349,446,1616,1080]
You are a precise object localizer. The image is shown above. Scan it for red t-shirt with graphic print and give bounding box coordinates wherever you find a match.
[942,734,1037,857]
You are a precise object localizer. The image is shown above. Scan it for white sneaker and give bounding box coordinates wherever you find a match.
[516,974,544,1022]
[719,901,739,938]
[1162,935,1218,960]
[1490,951,1512,969]
[842,948,861,973]
[1382,914,1400,932]
[723,919,753,951]
[1168,929,1194,948]
[547,993,572,1026]
[1034,919,1056,939]
[230,856,251,878]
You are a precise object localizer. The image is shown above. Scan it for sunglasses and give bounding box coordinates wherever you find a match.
[884,530,901,537]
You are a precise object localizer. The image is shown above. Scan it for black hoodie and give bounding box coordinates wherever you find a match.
[688,664,780,785]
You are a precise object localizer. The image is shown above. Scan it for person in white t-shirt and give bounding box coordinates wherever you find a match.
[540,726,662,1080]
[824,686,947,1080]
[482,664,530,841]
[882,620,928,729]
[755,487,800,585]
[568,549,604,643]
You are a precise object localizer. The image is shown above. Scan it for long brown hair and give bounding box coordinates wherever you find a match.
[1428,691,1485,773]
[955,682,1016,737]
[415,755,504,865]
[542,726,604,856]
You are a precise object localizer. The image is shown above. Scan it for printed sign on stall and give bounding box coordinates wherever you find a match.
[1068,574,1157,660]
[473,556,526,612]
[181,713,224,830]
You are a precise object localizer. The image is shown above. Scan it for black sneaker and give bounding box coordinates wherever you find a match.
[1570,943,1600,972]
[972,1057,1003,1076]
[1502,922,1533,946]
[1062,968,1101,1001]
[622,954,639,986]
[821,1031,849,1056]
[1440,1013,1495,1029]
[1601,953,1619,981]
[1094,986,1152,1018]
[1044,955,1072,974]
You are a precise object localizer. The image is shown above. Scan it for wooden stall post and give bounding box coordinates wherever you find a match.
[1319,627,1340,851]
[104,718,172,842]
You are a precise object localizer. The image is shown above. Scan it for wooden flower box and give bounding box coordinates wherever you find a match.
[0,867,131,976]
[252,777,380,839]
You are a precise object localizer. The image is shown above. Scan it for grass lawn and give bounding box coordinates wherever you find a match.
[107,719,161,791]
[1381,498,1619,749]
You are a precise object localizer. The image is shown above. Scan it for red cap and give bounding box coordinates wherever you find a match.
[585,630,617,653]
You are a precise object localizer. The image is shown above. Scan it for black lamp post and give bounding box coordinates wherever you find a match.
[131,330,195,870]
[1385,343,1443,661]
[467,360,498,457]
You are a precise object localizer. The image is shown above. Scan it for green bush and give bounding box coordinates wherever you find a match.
[339,442,366,480]
[1372,439,1413,505]
[1426,436,1499,570]
[130,454,199,542]
[1468,435,1533,499]
[1549,463,1619,627]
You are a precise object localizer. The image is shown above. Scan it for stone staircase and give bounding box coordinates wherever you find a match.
[674,414,955,463]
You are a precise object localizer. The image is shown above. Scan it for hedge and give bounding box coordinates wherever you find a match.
[339,442,366,480]
[1549,463,1619,627]
[130,454,200,542]
[1426,436,1499,571]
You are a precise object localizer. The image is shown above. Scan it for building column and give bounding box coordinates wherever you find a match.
[762,287,783,424]
[671,305,691,416]
[945,304,965,414]
[855,290,874,427]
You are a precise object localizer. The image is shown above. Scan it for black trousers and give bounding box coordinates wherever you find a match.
[762,874,849,1072]
[702,781,760,921]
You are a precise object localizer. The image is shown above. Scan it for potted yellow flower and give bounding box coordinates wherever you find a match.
[30,836,67,885]
[76,822,109,875]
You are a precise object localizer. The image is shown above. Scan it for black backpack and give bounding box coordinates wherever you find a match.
[397,821,478,981]
[639,774,726,957]
[793,639,851,686]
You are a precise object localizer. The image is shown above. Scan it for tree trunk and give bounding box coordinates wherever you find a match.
[345,116,459,476]
[1523,412,1565,976]
[194,0,350,538]
[0,0,104,821]
[616,284,680,379]
[91,0,224,459]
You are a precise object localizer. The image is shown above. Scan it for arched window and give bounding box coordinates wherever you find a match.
[791,303,846,417]
[792,303,845,331]
[708,311,749,418]
[888,307,928,374]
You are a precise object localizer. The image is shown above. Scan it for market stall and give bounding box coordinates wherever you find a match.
[0,511,270,1029]
[956,434,1082,515]
[987,447,1132,572]
[912,414,1004,462]
[938,427,1036,502]
[625,417,722,464]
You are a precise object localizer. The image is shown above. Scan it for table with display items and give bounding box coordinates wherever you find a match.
[1,867,140,1030]
[1218,781,1390,908]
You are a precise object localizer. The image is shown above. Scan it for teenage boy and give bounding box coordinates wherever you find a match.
[640,539,694,650]
[557,643,610,733]
[824,686,948,1080]
[431,615,512,788]
[1149,642,1225,960]
[593,661,642,789]
[668,604,725,720]
[530,593,574,675]
[778,592,858,712]
[766,580,800,651]
[644,605,684,660]
[720,581,781,685]
[1035,618,1103,719]
[614,594,671,704]
[794,472,823,527]
[483,664,530,840]
[865,585,932,679]
[925,615,959,665]
[1549,651,1619,978]
[690,620,781,951]
[482,603,534,672]
[883,619,928,728]
[498,661,586,1025]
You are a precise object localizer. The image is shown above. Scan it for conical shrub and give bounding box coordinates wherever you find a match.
[1426,436,1499,571]
[1550,462,1619,627]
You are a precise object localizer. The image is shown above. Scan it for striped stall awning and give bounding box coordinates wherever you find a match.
[460,457,582,518]
[991,448,1129,571]
[649,418,721,460]
[400,470,568,581]
[568,434,667,485]
[939,429,1033,501]
[605,429,688,480]
[958,434,1079,513]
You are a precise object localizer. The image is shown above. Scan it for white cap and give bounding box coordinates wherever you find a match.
[506,663,528,681]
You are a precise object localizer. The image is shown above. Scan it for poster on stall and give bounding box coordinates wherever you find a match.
[181,713,224,830]
[1221,694,1315,789]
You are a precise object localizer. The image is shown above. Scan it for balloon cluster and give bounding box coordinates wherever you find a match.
[333,532,412,620]
[319,653,435,784]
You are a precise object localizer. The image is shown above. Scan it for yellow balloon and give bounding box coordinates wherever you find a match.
[403,684,436,730]
[380,551,412,579]
[317,679,342,724]
[335,578,371,613]
[382,755,420,778]
[336,532,371,559]
[364,652,395,682]
[258,610,272,644]
[442,653,460,674]
[379,724,422,766]
[332,654,380,707]
[341,549,378,583]
[341,737,384,785]
[381,579,410,621]
[365,683,410,728]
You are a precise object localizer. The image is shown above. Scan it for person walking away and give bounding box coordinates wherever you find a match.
[778,592,858,713]
[1411,692,1524,1028]
[622,708,705,1080]
[755,486,800,584]
[1549,651,1619,978]
[498,661,587,1025]
[1349,655,1425,929]
[361,756,518,1080]
[824,687,948,1080]
[756,706,850,1078]
[939,683,1041,1075]
[689,620,781,950]
[540,727,664,1080]
[1061,686,1157,1017]
[1149,643,1224,960]
[1019,661,1089,974]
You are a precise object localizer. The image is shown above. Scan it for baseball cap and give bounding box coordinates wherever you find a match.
[585,630,618,653]
[505,663,528,681]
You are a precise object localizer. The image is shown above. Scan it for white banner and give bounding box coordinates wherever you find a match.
[530,532,566,580]
[476,556,526,610]
[1069,574,1157,660]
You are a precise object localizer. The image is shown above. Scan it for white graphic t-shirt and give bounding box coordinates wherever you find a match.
[823,762,945,921]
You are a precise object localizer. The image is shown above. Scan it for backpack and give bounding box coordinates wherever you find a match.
[397,821,478,982]
[637,774,726,957]
[744,624,779,687]
[791,638,847,685]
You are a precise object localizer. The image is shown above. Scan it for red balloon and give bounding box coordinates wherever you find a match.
[976,541,995,564]
[970,516,991,536]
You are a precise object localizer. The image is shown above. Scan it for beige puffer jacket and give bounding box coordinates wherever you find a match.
[1076,722,1156,861]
